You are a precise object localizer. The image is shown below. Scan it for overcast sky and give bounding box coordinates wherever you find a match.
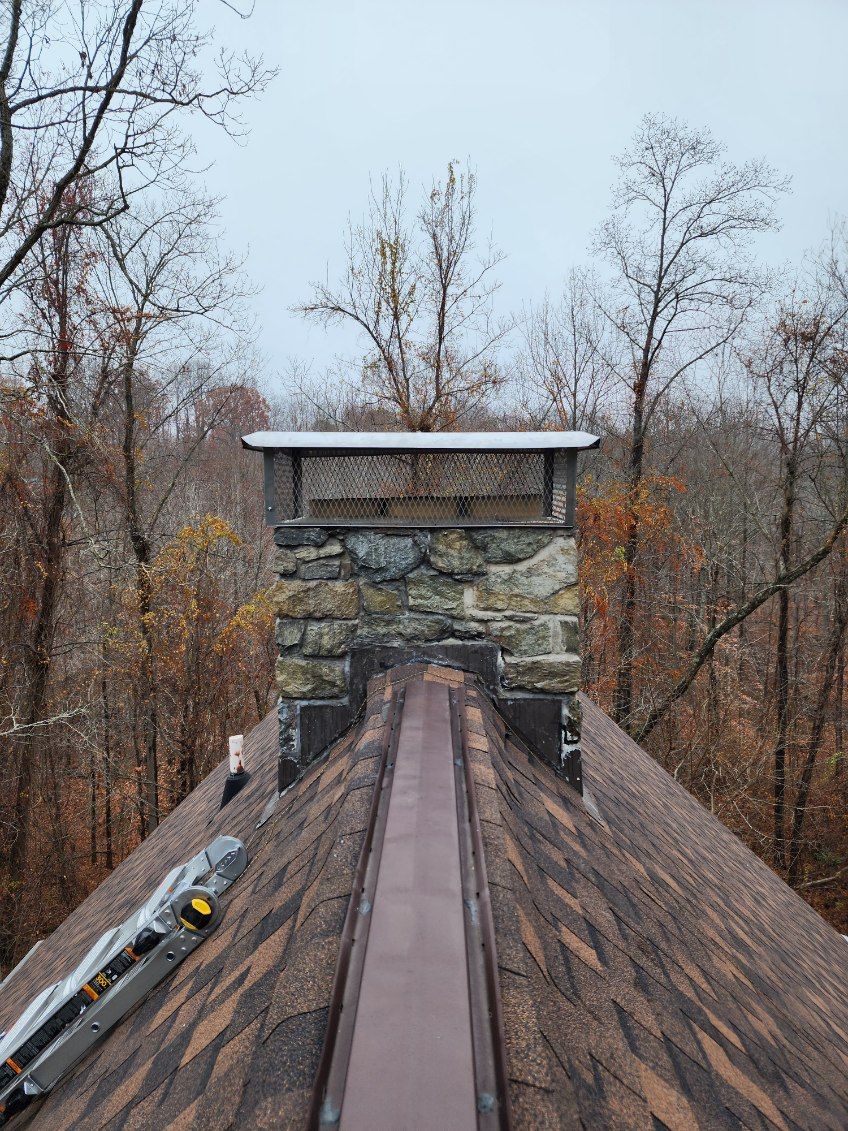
[198,0,848,390]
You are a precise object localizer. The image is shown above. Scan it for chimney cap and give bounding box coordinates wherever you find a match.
[241,430,601,454]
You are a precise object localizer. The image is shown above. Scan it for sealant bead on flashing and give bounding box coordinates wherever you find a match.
[582,787,608,829]
[256,791,280,829]
[319,1099,341,1125]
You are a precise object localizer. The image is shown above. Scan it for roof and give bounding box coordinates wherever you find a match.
[3,665,847,1129]
[240,430,601,453]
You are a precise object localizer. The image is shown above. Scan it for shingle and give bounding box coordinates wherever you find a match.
[6,664,847,1131]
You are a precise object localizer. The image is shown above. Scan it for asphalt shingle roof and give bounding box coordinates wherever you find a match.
[3,664,846,1129]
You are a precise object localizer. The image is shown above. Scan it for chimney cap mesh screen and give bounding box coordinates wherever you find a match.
[272,450,570,524]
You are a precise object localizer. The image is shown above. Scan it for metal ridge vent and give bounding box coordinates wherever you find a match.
[309,677,511,1130]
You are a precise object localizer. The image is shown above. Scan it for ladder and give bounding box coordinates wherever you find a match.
[0,835,248,1124]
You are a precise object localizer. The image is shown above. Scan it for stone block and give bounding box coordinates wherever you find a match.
[407,569,466,615]
[292,538,343,562]
[451,619,489,639]
[270,579,359,619]
[302,620,358,657]
[502,654,581,694]
[301,559,341,580]
[472,539,578,614]
[474,579,579,616]
[469,528,555,563]
[274,547,299,576]
[558,617,580,654]
[361,582,404,614]
[274,527,329,548]
[356,613,452,645]
[276,657,347,699]
[275,619,304,650]
[486,619,553,657]
[346,531,423,581]
[428,530,485,576]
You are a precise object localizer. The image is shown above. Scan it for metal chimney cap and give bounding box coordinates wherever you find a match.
[241,430,601,454]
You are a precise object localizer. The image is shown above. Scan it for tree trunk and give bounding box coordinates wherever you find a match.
[773,583,790,871]
[102,674,114,870]
[122,349,159,833]
[89,745,97,865]
[835,635,845,779]
[738,512,748,679]
[787,562,848,884]
[772,462,797,873]
[10,456,68,876]
[613,372,647,731]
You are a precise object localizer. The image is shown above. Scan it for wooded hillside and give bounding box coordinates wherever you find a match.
[0,4,844,971]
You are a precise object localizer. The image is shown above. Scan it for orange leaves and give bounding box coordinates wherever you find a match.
[19,595,39,623]
[106,516,241,675]
[578,474,706,711]
[105,514,273,720]
[578,474,693,616]
[215,591,274,658]
[148,517,242,666]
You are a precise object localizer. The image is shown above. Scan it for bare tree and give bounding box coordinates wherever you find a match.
[745,273,848,867]
[786,550,848,885]
[297,164,512,431]
[595,114,788,730]
[517,269,612,432]
[0,0,272,323]
[0,0,269,862]
[634,264,848,761]
[1,208,114,890]
[95,191,253,831]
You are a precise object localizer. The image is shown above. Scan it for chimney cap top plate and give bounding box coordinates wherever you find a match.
[241,430,601,454]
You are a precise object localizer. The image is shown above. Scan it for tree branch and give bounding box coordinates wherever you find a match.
[634,500,848,743]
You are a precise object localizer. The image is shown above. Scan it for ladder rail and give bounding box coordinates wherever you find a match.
[0,836,248,1123]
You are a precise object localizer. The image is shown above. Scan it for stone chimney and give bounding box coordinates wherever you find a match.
[242,431,599,794]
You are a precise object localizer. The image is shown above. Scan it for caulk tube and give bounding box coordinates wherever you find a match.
[228,734,245,775]
[221,735,249,809]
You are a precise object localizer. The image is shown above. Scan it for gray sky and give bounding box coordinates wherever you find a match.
[199,0,848,389]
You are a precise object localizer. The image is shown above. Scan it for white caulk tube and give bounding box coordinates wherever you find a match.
[228,734,245,775]
[221,735,248,810]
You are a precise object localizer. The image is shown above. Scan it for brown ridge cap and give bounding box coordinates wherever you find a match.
[309,667,512,1130]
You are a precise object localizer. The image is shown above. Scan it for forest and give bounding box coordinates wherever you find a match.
[0,0,845,970]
